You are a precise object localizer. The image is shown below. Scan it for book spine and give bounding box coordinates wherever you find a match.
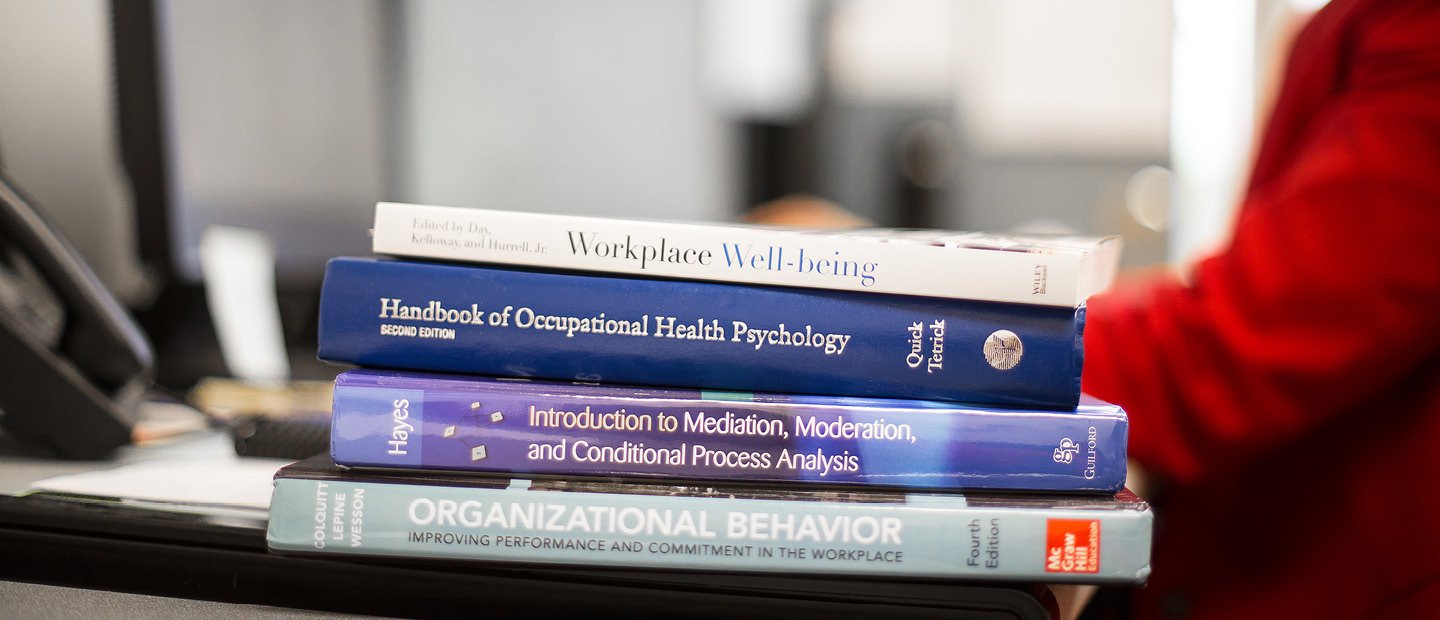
[372,202,1091,306]
[266,477,1152,583]
[317,258,1085,409]
[330,371,1126,492]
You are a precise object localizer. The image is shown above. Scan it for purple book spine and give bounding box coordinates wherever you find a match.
[330,369,1127,493]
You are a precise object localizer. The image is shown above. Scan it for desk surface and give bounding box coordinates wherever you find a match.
[0,431,1058,620]
[0,580,376,619]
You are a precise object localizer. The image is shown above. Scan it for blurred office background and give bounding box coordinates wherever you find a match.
[0,0,1321,389]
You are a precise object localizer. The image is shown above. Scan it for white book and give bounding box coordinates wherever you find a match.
[371,202,1121,306]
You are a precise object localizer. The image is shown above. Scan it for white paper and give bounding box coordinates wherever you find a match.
[29,458,291,510]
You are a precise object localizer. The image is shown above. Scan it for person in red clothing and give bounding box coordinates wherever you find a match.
[1082,0,1440,617]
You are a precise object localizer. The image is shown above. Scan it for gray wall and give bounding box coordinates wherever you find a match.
[158,0,736,282]
[157,0,389,282]
[394,0,737,222]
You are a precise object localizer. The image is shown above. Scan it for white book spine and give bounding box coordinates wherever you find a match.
[372,202,1113,306]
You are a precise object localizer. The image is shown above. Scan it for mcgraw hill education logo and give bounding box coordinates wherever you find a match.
[1053,438,1080,464]
[1045,519,1100,574]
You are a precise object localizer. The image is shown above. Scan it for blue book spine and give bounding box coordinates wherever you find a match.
[331,369,1127,493]
[266,463,1153,583]
[317,257,1085,408]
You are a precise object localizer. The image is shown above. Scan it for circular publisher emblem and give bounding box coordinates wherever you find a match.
[983,330,1023,370]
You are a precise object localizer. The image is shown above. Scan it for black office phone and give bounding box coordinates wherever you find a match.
[0,166,154,458]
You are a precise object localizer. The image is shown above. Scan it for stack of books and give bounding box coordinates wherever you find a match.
[266,202,1152,586]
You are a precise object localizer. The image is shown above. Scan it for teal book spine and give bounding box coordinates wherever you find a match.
[266,461,1152,583]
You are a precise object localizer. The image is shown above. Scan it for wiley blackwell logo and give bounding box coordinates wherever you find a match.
[1052,438,1080,464]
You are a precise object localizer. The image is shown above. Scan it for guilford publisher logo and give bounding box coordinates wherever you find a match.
[1052,438,1079,464]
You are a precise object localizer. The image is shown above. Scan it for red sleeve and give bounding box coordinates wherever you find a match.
[1082,2,1440,486]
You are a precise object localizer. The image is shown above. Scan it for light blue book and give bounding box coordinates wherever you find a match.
[267,457,1152,584]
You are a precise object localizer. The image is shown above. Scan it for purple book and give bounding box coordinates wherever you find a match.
[329,369,1128,493]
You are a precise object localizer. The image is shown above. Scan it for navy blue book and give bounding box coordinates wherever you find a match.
[330,369,1127,492]
[317,257,1086,409]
